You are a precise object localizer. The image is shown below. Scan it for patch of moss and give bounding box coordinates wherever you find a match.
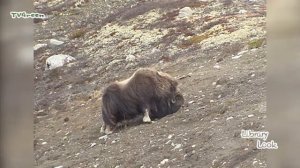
[248,38,265,49]
[188,34,210,44]
[178,33,210,48]
[69,28,86,39]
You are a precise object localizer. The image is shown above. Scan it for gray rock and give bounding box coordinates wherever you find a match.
[49,39,64,46]
[54,166,63,168]
[99,135,108,140]
[125,54,136,62]
[178,7,193,19]
[45,54,75,70]
[33,43,47,51]
[36,111,47,117]
[160,159,169,165]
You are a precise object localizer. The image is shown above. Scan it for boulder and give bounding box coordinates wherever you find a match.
[45,54,75,70]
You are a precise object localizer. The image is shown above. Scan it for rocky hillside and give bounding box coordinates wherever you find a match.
[34,0,267,167]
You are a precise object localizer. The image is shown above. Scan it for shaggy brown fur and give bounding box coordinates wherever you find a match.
[101,68,184,134]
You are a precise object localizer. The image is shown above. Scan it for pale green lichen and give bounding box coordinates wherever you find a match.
[248,38,265,49]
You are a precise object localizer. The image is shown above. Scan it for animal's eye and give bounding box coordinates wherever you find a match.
[171,98,176,103]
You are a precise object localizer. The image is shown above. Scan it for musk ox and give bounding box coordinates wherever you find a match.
[100,68,184,134]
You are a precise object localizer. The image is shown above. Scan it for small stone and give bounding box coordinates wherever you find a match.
[232,55,242,59]
[192,145,196,148]
[99,135,108,140]
[212,159,217,166]
[64,117,69,122]
[248,114,254,118]
[160,159,169,165]
[54,166,63,168]
[41,142,47,145]
[210,100,214,103]
[36,110,47,117]
[213,64,220,69]
[239,9,247,14]
[125,54,136,62]
[168,134,173,139]
[226,116,233,121]
[49,39,64,46]
[151,48,160,53]
[33,43,47,51]
[178,7,193,19]
[188,100,195,104]
[173,144,182,150]
[90,143,97,147]
[210,120,217,123]
[238,50,247,55]
[212,82,217,86]
[165,140,171,144]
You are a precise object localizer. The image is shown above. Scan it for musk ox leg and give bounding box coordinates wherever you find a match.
[100,124,105,133]
[143,108,152,123]
[100,124,113,134]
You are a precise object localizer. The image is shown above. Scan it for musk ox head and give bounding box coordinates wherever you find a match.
[151,92,184,119]
[100,68,184,134]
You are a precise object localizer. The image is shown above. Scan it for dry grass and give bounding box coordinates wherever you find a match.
[69,28,86,39]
